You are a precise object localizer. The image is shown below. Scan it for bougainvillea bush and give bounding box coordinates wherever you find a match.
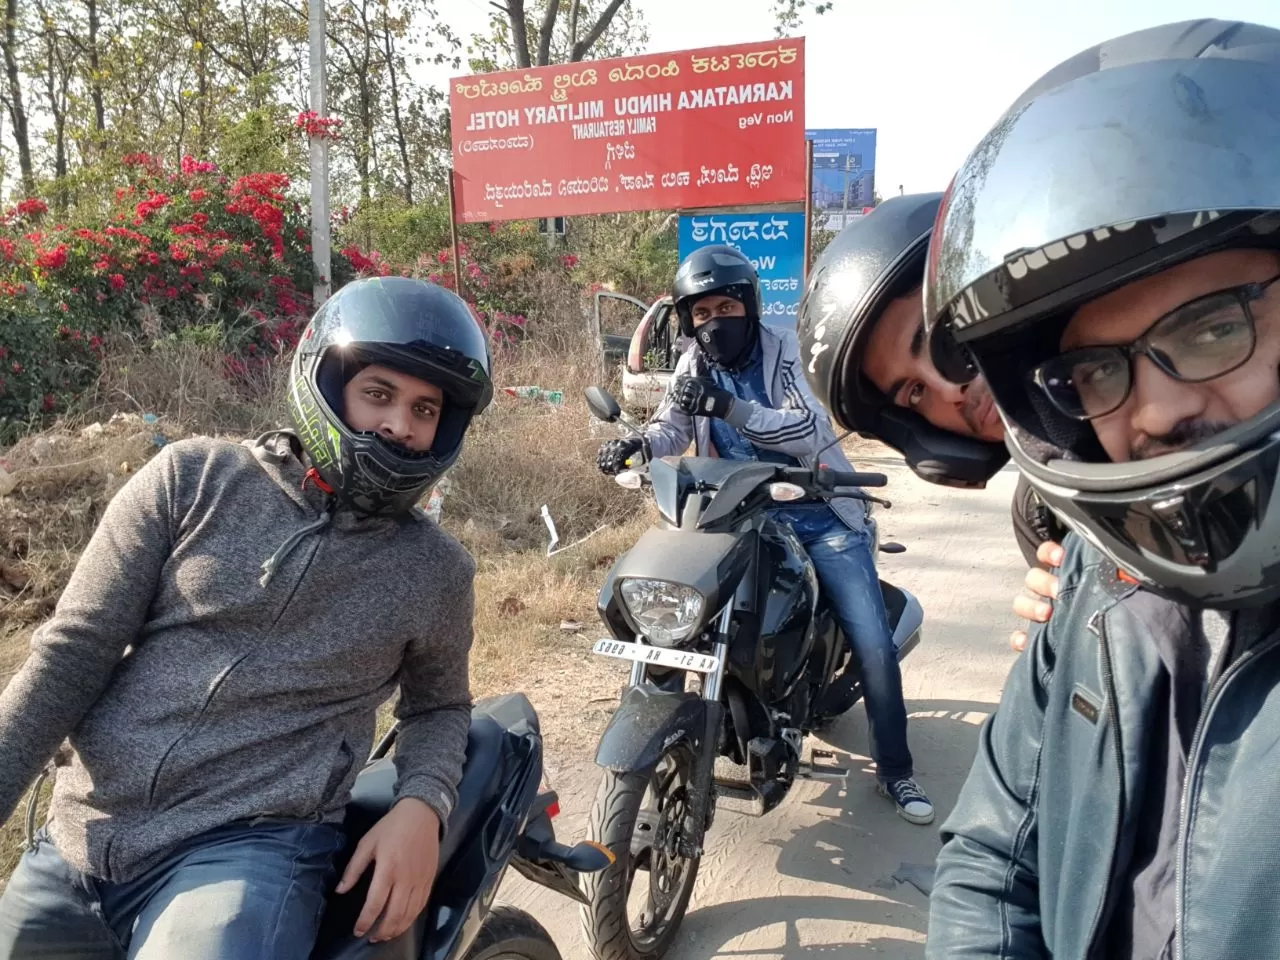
[0,154,366,441]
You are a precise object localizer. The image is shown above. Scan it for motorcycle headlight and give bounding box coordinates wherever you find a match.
[619,578,704,647]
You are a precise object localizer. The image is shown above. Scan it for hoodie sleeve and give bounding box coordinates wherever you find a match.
[0,444,179,824]
[720,332,834,459]
[641,347,697,460]
[391,543,475,828]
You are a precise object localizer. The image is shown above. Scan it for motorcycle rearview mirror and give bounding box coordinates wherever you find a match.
[814,428,853,463]
[584,387,622,424]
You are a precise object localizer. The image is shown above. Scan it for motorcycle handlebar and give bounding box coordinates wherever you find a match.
[819,468,888,488]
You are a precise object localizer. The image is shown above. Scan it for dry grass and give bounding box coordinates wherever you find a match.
[0,333,650,882]
[79,335,290,439]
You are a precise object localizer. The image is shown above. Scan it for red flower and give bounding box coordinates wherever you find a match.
[42,393,55,411]
[10,361,21,374]
[14,197,47,218]
[94,257,112,271]
[108,274,126,292]
[89,335,103,349]
[192,212,209,229]
[560,254,579,269]
[0,346,6,358]
[0,238,16,262]
[189,188,208,204]
[122,152,160,169]
[35,243,69,270]
[135,191,171,220]
[180,155,217,176]
[436,250,449,264]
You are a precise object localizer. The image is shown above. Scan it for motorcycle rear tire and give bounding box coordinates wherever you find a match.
[580,745,701,960]
[463,904,561,960]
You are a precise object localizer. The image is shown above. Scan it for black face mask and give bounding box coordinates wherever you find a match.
[696,317,757,369]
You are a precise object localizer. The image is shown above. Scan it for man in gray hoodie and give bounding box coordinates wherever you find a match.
[0,277,494,959]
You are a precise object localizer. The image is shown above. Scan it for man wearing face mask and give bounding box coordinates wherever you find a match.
[596,245,933,825]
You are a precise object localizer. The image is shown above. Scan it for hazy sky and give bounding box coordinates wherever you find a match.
[436,0,1280,196]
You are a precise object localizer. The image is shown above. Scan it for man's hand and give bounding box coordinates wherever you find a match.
[597,437,646,476]
[336,797,441,943]
[672,376,735,420]
[1009,540,1063,652]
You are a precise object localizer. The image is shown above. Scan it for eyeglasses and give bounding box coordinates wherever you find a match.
[1030,274,1280,421]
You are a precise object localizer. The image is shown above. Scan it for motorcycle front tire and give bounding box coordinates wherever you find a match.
[580,745,701,960]
[463,904,561,960]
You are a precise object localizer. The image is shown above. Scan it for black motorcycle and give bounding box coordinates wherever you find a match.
[577,387,923,960]
[310,692,610,960]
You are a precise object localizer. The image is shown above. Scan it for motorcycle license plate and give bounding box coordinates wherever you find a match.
[592,639,720,673]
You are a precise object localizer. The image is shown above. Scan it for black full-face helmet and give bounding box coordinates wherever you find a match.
[672,244,762,338]
[288,277,494,517]
[796,194,1009,488]
[923,19,1280,608]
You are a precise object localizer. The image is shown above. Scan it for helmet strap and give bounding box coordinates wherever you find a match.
[302,467,334,495]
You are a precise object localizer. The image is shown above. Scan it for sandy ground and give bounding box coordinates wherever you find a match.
[500,455,1029,960]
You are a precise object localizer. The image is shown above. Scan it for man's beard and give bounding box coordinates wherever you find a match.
[1131,419,1236,460]
[960,379,996,437]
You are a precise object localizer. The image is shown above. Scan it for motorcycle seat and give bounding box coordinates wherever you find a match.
[311,694,538,960]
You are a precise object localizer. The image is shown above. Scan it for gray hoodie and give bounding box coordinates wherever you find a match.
[0,431,474,883]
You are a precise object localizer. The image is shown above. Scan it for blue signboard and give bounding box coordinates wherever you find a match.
[805,128,877,231]
[677,212,805,327]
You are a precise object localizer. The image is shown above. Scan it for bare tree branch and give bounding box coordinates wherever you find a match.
[570,0,625,62]
[533,0,557,67]
[499,0,530,69]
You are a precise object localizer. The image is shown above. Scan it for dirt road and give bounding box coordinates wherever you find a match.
[500,457,1031,959]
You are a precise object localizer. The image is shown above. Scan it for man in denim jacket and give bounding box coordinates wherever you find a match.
[598,245,932,824]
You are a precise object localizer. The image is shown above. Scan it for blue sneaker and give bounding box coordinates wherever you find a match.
[878,777,935,825]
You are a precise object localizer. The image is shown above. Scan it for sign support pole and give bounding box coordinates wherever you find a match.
[802,137,815,284]
[447,170,465,301]
[308,0,331,306]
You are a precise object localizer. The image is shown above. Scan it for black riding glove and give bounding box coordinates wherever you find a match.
[597,437,647,476]
[671,376,736,420]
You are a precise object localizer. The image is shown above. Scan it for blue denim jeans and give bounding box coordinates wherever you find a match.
[774,505,913,781]
[0,819,346,960]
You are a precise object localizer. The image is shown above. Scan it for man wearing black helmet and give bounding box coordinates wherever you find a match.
[0,278,493,957]
[797,194,1067,575]
[598,245,934,825]
[921,19,1280,959]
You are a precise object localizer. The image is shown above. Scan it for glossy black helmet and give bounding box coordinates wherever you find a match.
[923,18,1280,607]
[672,245,762,338]
[796,194,1008,488]
[288,277,494,516]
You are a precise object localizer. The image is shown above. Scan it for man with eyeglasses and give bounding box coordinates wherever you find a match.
[920,19,1280,960]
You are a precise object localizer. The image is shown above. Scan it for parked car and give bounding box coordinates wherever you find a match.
[593,291,686,413]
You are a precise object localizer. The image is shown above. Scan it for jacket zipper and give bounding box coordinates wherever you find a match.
[1084,611,1127,958]
[1173,632,1280,960]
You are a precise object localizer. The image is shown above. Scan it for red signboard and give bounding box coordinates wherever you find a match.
[449,39,806,223]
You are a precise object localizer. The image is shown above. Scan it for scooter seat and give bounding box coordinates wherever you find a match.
[311,694,539,960]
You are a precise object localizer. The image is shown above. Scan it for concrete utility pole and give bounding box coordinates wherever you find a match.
[309,0,332,305]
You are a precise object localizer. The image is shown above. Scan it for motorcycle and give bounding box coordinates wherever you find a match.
[310,692,611,960]
[576,387,924,960]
